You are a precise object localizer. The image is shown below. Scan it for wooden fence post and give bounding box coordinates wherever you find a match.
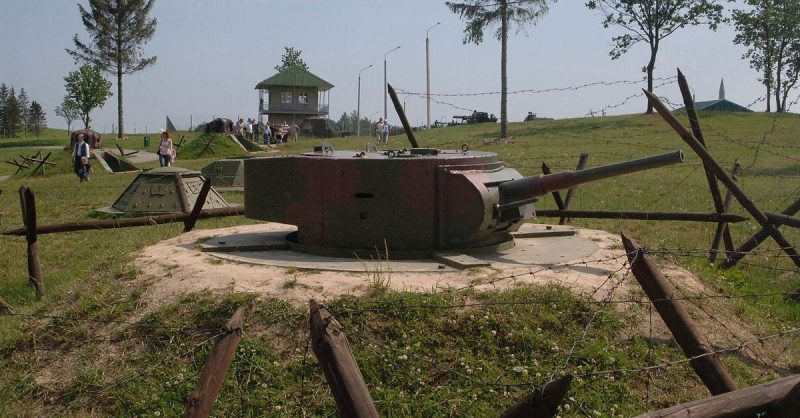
[309,300,378,418]
[676,70,734,264]
[19,186,44,298]
[560,153,588,225]
[708,160,740,263]
[500,375,572,418]
[184,306,246,418]
[541,162,566,211]
[634,374,800,418]
[621,232,737,395]
[183,178,212,233]
[0,297,14,315]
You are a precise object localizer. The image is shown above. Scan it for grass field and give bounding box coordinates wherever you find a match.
[1,111,799,417]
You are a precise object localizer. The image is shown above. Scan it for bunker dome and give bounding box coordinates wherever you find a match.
[98,167,231,215]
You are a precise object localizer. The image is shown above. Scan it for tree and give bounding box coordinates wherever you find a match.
[0,84,7,137]
[67,0,157,139]
[447,0,553,139]
[274,46,308,72]
[27,101,47,137]
[586,0,729,113]
[733,0,800,112]
[17,88,29,137]
[55,98,81,134]
[64,65,113,129]
[4,87,21,138]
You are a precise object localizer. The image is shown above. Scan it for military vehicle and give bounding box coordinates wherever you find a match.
[242,84,684,258]
[451,111,498,125]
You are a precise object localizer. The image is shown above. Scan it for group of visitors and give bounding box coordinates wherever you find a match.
[72,132,92,182]
[374,117,390,144]
[262,120,299,144]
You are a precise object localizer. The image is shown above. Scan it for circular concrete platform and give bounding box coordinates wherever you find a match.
[200,224,599,272]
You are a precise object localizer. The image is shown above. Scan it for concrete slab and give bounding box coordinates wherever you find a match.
[433,253,491,269]
[200,223,598,272]
[107,147,159,163]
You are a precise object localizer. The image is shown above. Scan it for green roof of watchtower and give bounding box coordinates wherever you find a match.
[254,67,334,91]
[98,167,231,215]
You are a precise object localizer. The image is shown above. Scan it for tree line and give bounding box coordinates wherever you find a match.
[0,84,47,138]
[448,0,800,139]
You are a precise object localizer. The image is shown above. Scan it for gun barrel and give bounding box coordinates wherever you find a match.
[499,150,684,200]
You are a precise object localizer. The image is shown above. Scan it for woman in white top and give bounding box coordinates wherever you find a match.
[158,131,174,167]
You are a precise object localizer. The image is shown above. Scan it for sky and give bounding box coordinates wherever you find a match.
[0,0,779,134]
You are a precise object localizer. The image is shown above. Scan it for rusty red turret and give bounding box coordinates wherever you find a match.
[243,147,683,258]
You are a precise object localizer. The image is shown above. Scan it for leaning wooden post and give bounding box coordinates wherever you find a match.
[184,306,246,418]
[634,374,800,418]
[708,160,741,263]
[676,70,735,263]
[309,300,378,418]
[183,178,212,233]
[541,162,566,211]
[0,297,14,315]
[621,232,737,395]
[174,172,191,214]
[560,153,588,225]
[644,89,800,270]
[19,186,44,298]
[721,194,800,269]
[500,375,572,418]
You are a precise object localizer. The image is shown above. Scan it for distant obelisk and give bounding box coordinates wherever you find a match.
[719,78,726,100]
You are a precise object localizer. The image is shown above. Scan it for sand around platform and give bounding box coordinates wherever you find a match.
[133,223,707,306]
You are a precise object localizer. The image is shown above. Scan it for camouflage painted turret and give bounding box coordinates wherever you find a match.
[244,147,683,257]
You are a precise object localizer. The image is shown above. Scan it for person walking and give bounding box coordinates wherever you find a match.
[158,130,175,167]
[291,122,300,142]
[72,133,91,181]
[382,119,390,144]
[374,117,384,143]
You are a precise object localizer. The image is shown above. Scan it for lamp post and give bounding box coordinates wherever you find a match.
[426,22,440,129]
[384,45,401,120]
[357,64,373,137]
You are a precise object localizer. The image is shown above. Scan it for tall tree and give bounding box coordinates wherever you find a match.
[0,84,7,137]
[586,0,729,113]
[4,87,21,138]
[17,88,29,138]
[733,0,800,112]
[67,0,157,139]
[64,65,113,129]
[55,98,82,134]
[27,101,47,137]
[447,0,553,139]
[274,46,309,72]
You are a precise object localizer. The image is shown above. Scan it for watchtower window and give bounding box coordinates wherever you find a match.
[281,92,292,104]
[298,92,308,104]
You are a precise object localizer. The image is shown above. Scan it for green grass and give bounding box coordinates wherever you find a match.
[1,113,799,416]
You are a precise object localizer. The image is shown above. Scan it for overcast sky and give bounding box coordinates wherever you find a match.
[0,0,778,134]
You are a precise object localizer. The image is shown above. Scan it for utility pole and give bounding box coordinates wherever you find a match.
[426,22,440,129]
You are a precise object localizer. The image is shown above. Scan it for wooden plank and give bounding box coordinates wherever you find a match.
[501,375,572,418]
[184,306,246,418]
[622,232,736,395]
[310,300,378,418]
[2,207,244,236]
[174,172,191,213]
[634,375,800,418]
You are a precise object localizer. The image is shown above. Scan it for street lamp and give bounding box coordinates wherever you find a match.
[357,64,373,137]
[384,45,401,120]
[426,22,441,129]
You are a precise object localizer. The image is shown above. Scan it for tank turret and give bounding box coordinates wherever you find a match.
[244,148,683,258]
